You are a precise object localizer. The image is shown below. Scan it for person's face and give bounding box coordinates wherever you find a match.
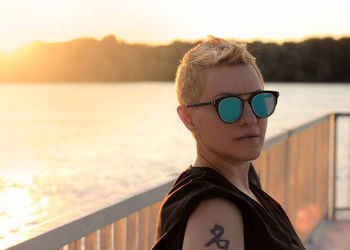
[193,64,267,163]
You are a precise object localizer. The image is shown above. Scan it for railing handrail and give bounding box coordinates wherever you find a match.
[5,112,349,250]
[6,180,174,250]
[334,112,350,117]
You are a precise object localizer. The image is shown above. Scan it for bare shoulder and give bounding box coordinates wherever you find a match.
[182,198,244,250]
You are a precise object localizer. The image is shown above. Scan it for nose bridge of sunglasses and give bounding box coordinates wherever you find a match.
[242,99,256,116]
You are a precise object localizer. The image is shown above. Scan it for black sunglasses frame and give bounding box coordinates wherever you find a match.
[186,90,279,123]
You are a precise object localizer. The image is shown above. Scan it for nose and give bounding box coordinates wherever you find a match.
[238,100,257,126]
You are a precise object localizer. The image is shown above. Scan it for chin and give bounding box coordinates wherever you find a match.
[234,149,262,161]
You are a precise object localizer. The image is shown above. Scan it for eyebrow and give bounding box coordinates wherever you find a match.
[213,89,262,99]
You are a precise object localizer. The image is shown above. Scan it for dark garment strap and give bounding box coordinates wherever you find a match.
[248,162,261,188]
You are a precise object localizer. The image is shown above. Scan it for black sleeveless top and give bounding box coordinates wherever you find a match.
[152,166,305,250]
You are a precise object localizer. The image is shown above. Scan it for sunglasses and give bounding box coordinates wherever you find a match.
[186,90,279,123]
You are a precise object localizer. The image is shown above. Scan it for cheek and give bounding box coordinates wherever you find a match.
[259,119,268,132]
[258,119,268,141]
[196,107,220,128]
[195,110,229,142]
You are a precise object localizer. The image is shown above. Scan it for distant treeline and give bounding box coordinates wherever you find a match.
[0,35,349,82]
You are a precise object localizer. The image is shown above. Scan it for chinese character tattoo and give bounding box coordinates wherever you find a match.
[204,223,230,249]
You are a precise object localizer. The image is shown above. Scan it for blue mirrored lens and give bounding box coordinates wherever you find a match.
[252,93,276,117]
[218,97,242,122]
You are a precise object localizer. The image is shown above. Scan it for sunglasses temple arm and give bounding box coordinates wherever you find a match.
[186,101,212,107]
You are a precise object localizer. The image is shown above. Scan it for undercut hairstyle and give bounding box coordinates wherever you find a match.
[175,36,264,106]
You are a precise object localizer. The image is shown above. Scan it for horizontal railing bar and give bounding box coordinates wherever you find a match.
[335,208,350,211]
[7,180,174,250]
[335,113,350,118]
[263,113,330,150]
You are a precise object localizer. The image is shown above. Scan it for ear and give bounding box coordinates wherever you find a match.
[177,106,199,135]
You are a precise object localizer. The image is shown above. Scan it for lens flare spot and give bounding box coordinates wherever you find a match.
[295,203,321,233]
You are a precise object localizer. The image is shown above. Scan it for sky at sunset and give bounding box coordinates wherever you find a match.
[0,0,349,52]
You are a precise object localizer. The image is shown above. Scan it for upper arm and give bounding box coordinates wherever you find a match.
[182,198,244,250]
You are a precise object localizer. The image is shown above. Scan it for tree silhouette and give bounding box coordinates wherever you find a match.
[0,35,349,83]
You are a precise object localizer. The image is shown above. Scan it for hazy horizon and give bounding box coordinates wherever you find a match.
[2,33,350,54]
[1,36,349,83]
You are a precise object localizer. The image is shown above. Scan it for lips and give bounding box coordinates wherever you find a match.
[236,133,259,140]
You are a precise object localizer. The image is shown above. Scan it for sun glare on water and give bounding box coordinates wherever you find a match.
[0,165,49,248]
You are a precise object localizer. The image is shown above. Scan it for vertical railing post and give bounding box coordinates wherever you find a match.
[328,113,336,220]
[284,131,291,213]
[333,114,338,220]
[348,116,350,207]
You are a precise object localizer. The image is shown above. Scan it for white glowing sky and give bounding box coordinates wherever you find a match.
[0,0,349,51]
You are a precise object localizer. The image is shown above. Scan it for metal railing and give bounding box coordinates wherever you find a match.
[255,113,332,241]
[332,113,350,220]
[6,113,350,250]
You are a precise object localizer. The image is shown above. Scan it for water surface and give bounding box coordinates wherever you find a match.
[0,82,349,247]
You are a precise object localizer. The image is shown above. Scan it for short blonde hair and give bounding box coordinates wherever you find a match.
[175,36,264,105]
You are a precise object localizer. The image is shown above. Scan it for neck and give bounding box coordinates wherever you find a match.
[193,149,252,195]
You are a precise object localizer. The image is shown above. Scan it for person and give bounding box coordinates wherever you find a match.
[152,36,305,250]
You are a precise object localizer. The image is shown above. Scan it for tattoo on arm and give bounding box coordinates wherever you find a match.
[204,223,230,249]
